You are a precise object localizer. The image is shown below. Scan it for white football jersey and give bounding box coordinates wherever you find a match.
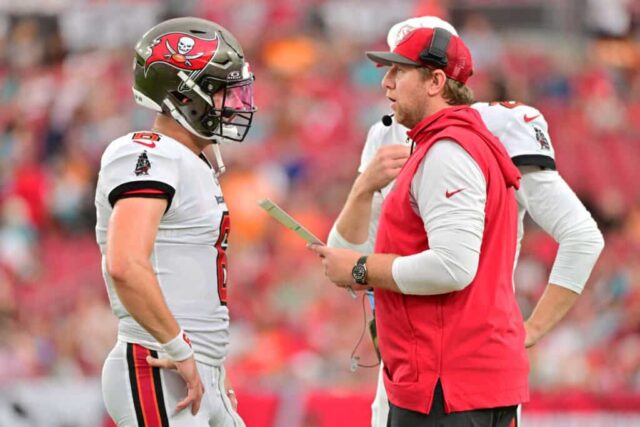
[359,102,556,260]
[95,131,230,366]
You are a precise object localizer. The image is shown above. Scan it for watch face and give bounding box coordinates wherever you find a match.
[352,264,367,283]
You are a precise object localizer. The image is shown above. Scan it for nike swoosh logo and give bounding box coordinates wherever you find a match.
[133,140,156,148]
[524,114,540,123]
[446,188,465,198]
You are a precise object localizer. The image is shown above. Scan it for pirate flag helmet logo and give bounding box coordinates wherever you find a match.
[132,17,256,142]
[144,33,219,75]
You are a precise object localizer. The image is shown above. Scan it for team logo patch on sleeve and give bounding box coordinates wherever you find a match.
[135,151,151,176]
[534,127,550,150]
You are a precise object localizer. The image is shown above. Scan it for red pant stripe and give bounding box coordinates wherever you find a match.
[127,344,168,427]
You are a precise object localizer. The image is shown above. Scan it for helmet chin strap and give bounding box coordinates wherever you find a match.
[211,142,226,177]
[219,124,242,140]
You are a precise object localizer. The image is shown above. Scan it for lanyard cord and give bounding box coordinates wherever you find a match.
[350,290,381,372]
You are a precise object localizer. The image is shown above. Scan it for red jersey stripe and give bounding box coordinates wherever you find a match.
[121,189,166,196]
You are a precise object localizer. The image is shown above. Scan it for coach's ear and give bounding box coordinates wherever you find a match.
[426,69,447,97]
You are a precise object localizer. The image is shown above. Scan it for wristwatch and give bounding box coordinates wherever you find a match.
[351,255,369,285]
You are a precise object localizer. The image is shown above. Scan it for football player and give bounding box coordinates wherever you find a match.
[95,17,255,427]
[326,17,604,427]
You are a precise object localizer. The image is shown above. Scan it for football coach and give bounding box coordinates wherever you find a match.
[309,27,529,426]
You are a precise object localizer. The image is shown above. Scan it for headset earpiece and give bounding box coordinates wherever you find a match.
[419,28,452,68]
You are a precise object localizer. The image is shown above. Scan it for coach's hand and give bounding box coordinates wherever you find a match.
[356,144,410,194]
[308,245,368,291]
[146,355,205,415]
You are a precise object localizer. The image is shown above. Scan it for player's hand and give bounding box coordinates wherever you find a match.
[523,320,541,348]
[224,373,238,411]
[146,355,204,415]
[226,387,238,411]
[308,244,368,291]
[356,145,410,194]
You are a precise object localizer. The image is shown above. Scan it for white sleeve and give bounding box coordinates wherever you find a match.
[392,141,486,295]
[99,138,180,210]
[516,168,605,293]
[326,223,374,252]
[357,124,381,174]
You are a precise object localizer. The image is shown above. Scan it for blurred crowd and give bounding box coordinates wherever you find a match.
[1,0,640,396]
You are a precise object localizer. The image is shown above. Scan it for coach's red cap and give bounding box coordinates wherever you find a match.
[366,27,473,84]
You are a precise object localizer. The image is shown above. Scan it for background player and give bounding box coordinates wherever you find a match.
[327,17,605,427]
[95,17,255,426]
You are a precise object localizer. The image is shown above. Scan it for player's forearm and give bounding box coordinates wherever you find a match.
[110,259,181,344]
[334,177,376,245]
[525,283,579,347]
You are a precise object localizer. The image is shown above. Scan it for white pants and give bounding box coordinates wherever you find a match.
[102,340,244,427]
[371,362,522,427]
[371,364,389,427]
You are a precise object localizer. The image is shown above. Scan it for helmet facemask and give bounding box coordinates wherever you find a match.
[198,73,255,142]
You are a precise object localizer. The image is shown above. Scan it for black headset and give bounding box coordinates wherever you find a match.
[418,27,452,68]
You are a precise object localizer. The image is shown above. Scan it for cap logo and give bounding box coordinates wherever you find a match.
[144,32,219,76]
[393,25,416,49]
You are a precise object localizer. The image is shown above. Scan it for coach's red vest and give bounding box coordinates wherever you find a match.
[374,105,529,414]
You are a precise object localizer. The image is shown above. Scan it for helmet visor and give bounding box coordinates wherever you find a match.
[220,80,255,118]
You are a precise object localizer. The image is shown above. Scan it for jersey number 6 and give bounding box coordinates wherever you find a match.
[215,212,230,305]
